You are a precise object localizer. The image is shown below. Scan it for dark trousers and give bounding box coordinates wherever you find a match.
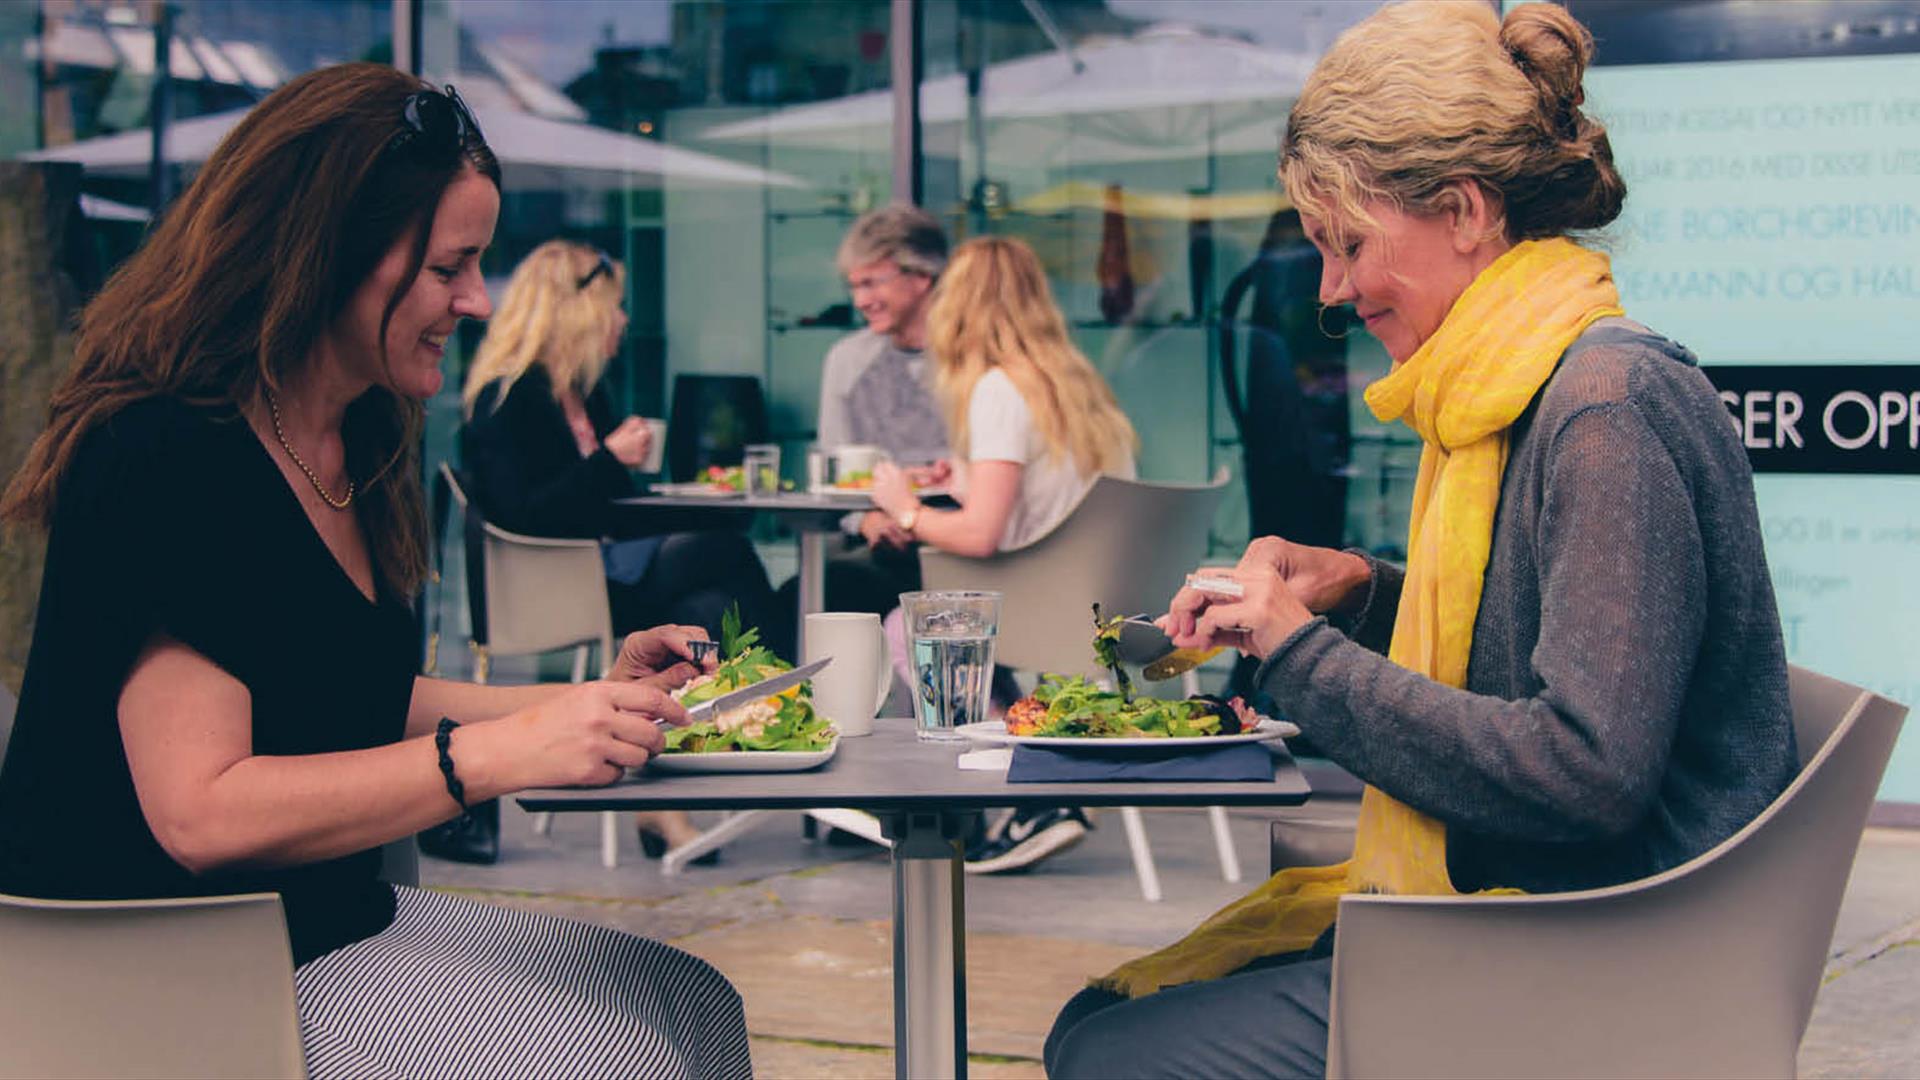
[609,530,793,660]
[1044,955,1332,1079]
[775,535,924,620]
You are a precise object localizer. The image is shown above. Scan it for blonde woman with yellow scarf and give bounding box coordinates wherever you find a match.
[1045,4,1796,1077]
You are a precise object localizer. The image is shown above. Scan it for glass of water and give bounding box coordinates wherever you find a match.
[899,590,1001,743]
[742,443,781,497]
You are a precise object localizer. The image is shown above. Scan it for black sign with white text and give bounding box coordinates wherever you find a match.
[1702,365,1920,474]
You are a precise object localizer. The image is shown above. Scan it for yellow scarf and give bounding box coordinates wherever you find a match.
[1098,238,1622,997]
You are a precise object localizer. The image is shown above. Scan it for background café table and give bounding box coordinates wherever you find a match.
[615,488,870,654]
[519,719,1313,1080]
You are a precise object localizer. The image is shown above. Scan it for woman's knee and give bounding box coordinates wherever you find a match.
[650,530,764,585]
[1045,986,1127,1077]
[1049,1007,1146,1078]
[651,942,745,1020]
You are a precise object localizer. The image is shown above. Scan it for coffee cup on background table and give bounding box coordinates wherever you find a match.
[803,612,892,737]
[639,418,667,474]
[830,444,885,488]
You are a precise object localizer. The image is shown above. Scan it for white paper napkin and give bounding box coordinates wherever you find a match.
[957,747,1012,771]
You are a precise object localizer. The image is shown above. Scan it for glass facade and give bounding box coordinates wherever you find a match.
[1556,0,1920,801]
[4,0,1918,799]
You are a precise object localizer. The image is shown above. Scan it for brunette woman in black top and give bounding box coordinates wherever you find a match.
[0,64,750,1078]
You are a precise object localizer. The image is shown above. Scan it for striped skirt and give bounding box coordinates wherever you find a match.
[296,886,752,1079]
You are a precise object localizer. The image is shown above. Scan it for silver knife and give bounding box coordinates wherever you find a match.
[679,656,832,725]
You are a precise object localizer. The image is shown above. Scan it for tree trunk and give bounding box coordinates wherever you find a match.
[0,161,85,695]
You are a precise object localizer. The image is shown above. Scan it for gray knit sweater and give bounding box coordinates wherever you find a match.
[1258,319,1797,894]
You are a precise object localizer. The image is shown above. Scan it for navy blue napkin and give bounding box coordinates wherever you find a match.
[1006,742,1276,783]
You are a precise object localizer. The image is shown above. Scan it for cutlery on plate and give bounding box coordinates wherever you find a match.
[1112,617,1224,681]
[1184,573,1245,598]
[676,657,832,725]
[1111,575,1252,679]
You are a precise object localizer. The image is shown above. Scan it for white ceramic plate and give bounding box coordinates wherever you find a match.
[805,484,950,499]
[953,717,1298,749]
[650,736,839,773]
[649,482,743,498]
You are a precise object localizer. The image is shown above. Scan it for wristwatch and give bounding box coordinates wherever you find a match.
[895,506,920,533]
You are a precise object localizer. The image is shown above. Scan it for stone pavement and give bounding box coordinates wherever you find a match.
[425,801,1920,1078]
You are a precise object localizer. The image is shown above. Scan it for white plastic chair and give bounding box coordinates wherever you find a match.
[0,890,305,1079]
[918,470,1238,901]
[0,690,410,1080]
[1322,664,1908,1079]
[437,463,623,868]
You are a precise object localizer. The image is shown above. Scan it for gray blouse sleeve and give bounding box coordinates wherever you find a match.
[1254,400,1708,843]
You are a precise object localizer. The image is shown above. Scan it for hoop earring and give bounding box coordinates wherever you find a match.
[1317,305,1352,340]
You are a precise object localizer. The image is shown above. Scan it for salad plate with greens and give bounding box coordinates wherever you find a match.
[954,607,1298,748]
[653,608,839,773]
[957,673,1297,748]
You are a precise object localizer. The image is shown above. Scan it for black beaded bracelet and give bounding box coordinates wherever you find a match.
[434,717,470,819]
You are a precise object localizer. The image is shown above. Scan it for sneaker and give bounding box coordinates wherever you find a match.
[963,807,1091,874]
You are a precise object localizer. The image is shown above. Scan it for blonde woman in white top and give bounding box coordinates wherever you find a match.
[871,235,1137,557]
[872,235,1137,873]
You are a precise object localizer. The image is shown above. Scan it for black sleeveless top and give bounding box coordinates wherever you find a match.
[0,397,414,964]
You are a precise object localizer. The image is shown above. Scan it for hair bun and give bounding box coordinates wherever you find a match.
[1500,3,1594,123]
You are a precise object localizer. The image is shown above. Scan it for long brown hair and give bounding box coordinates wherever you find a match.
[0,62,500,596]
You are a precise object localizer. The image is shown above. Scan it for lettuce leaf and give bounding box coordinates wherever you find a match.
[1025,673,1222,738]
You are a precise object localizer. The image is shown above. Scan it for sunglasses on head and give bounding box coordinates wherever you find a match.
[388,83,485,160]
[577,250,615,290]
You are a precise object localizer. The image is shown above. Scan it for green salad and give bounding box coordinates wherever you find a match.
[664,608,836,753]
[1013,674,1240,739]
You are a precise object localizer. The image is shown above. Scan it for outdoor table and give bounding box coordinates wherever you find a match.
[519,719,1313,1079]
[614,489,871,654]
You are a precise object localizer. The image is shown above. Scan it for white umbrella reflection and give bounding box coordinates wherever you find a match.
[78,193,153,222]
[699,25,1311,165]
[1015,180,1291,220]
[26,104,804,192]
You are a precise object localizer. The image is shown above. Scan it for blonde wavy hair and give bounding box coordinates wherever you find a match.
[927,236,1136,476]
[462,240,626,414]
[1281,1,1624,251]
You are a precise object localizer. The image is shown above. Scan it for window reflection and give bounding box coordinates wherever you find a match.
[923,0,1389,557]
[8,0,1406,561]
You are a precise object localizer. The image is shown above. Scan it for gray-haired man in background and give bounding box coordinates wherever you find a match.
[808,205,952,614]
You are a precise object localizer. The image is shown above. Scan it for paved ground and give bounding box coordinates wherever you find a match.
[423,796,1920,1077]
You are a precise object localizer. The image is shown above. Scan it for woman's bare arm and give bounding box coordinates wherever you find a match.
[403,625,713,739]
[119,634,678,874]
[882,459,1022,558]
[405,677,568,739]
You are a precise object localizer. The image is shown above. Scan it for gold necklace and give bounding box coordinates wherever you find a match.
[266,389,355,510]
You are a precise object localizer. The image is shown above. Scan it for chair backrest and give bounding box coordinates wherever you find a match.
[1757,666,1907,1041]
[918,472,1228,678]
[1328,664,1906,1079]
[665,373,770,483]
[439,463,614,665]
[0,891,305,1079]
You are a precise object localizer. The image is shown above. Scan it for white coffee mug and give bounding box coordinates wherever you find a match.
[832,444,884,480]
[803,612,892,737]
[639,418,667,473]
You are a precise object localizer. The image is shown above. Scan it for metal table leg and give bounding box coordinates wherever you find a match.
[797,527,830,658]
[882,810,975,1080]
